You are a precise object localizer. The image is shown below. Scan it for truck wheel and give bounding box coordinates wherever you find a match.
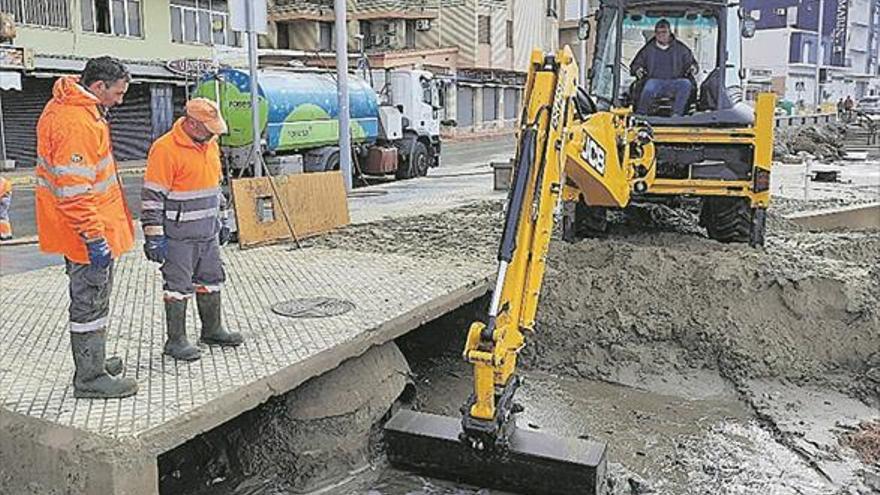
[562,199,607,243]
[396,142,429,179]
[700,197,755,245]
[324,150,340,171]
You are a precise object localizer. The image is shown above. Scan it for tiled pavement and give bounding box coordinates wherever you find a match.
[0,246,492,452]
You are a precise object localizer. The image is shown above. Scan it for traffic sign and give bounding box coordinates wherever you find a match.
[229,0,268,34]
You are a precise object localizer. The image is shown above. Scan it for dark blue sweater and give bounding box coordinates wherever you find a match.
[631,37,697,80]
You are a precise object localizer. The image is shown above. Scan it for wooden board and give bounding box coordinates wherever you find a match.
[231,171,350,248]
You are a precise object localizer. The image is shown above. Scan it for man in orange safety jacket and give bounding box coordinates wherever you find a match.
[35,56,138,399]
[0,176,12,240]
[141,98,243,361]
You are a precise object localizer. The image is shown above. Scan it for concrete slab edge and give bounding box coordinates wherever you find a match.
[784,202,880,231]
[137,273,493,456]
[0,235,39,247]
[0,408,158,495]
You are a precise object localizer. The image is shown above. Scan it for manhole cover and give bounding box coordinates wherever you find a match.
[271,297,356,318]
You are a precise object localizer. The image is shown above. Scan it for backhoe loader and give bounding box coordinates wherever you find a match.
[573,0,775,246]
[385,2,776,494]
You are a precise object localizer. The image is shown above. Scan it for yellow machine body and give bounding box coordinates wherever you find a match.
[464,47,656,424]
[641,95,776,209]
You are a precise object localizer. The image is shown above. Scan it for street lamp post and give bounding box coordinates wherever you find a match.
[246,1,262,177]
[579,0,587,84]
[335,0,353,192]
[815,0,825,109]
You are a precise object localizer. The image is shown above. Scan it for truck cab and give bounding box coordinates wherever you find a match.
[370,69,444,172]
[385,69,443,138]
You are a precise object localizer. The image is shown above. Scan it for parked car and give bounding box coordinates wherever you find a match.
[856,96,880,115]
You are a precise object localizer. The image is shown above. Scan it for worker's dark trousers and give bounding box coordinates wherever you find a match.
[65,259,114,333]
[161,237,225,300]
[638,78,692,116]
[0,194,11,239]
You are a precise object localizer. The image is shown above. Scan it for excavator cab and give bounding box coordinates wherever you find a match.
[580,0,773,246]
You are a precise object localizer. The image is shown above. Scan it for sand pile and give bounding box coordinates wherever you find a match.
[317,200,880,400]
[527,227,879,394]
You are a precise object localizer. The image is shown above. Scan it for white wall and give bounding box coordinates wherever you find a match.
[784,73,816,105]
[743,30,791,74]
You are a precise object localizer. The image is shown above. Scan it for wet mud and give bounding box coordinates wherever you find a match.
[314,197,880,493]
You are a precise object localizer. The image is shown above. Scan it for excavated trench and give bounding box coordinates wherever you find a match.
[159,197,880,494]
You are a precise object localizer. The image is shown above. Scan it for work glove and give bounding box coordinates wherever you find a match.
[144,235,167,264]
[218,225,231,246]
[86,238,112,269]
[634,67,647,79]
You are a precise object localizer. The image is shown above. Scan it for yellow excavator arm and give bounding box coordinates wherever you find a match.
[461,47,655,448]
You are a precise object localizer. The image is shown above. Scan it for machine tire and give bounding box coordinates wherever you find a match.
[396,141,429,179]
[700,197,753,244]
[562,199,607,243]
[749,207,767,248]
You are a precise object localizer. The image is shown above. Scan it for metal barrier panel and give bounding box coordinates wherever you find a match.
[773,113,837,128]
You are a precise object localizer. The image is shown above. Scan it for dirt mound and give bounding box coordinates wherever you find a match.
[844,421,880,465]
[316,199,880,397]
[775,123,848,161]
[525,231,879,391]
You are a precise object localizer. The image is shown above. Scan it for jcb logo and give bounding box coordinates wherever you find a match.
[580,134,606,176]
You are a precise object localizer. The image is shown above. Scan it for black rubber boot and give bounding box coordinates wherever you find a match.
[70,330,138,399]
[197,292,243,347]
[163,299,201,361]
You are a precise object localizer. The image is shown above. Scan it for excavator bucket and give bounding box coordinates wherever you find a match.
[384,410,608,495]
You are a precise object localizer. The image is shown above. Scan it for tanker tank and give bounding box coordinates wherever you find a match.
[193,68,380,153]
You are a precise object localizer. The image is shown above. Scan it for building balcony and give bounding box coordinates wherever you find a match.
[271,2,439,22]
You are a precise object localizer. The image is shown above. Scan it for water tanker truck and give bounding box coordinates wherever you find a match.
[193,67,443,180]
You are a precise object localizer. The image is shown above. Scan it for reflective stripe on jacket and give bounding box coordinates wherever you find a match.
[142,117,225,241]
[35,76,134,264]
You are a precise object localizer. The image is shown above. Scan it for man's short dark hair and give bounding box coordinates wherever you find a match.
[655,19,671,31]
[81,56,130,88]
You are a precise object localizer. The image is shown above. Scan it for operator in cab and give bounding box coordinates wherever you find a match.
[631,19,698,116]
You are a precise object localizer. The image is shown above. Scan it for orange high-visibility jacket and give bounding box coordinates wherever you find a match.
[142,117,225,241]
[35,76,134,264]
[0,177,10,197]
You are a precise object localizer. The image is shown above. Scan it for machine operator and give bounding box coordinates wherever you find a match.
[631,19,699,116]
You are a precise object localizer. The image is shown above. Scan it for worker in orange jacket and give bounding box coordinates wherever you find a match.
[0,176,12,240]
[35,57,138,399]
[142,98,243,361]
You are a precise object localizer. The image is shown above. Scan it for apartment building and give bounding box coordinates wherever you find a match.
[742,0,880,108]
[268,0,560,135]
[0,0,247,168]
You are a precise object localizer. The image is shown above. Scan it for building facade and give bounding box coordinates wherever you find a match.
[742,0,880,110]
[268,0,561,136]
[558,0,592,80]
[0,0,246,168]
